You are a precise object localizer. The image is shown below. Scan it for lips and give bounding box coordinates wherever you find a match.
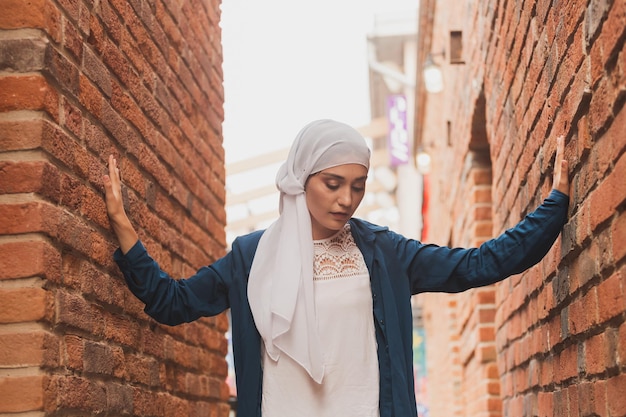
[330,212,349,220]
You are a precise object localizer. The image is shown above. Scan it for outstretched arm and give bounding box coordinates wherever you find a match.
[103,154,139,254]
[401,135,570,293]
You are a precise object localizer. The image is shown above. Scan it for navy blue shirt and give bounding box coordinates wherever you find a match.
[114,189,568,417]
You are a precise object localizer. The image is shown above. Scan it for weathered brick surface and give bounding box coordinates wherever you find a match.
[419,0,625,416]
[0,0,227,415]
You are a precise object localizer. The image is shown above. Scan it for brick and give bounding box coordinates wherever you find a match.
[83,340,115,375]
[82,47,112,97]
[555,58,591,136]
[56,290,103,334]
[55,375,107,411]
[0,331,47,367]
[606,374,626,416]
[126,353,160,386]
[553,389,570,417]
[44,46,80,96]
[573,287,599,334]
[578,380,608,416]
[555,343,579,384]
[0,375,45,412]
[0,117,44,151]
[597,271,624,323]
[568,296,586,336]
[105,382,133,414]
[536,282,554,321]
[619,319,626,368]
[590,151,626,230]
[612,202,626,264]
[102,39,132,88]
[63,335,84,371]
[0,74,58,114]
[595,103,624,175]
[0,160,48,194]
[0,287,48,323]
[589,76,617,135]
[132,386,163,416]
[593,380,609,416]
[78,73,103,117]
[537,390,553,417]
[0,239,61,282]
[83,117,113,155]
[0,0,47,29]
[585,331,610,375]
[61,96,83,138]
[531,324,550,359]
[0,36,47,72]
[598,0,626,66]
[62,16,83,61]
[566,384,580,417]
[103,311,141,349]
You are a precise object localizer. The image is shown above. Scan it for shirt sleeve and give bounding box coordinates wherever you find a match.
[399,189,569,294]
[114,240,232,325]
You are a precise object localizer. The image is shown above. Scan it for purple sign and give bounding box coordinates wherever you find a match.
[387,94,410,166]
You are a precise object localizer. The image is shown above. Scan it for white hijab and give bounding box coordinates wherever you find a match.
[247,119,371,383]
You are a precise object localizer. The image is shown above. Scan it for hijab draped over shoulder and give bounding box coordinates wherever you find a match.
[247,119,371,383]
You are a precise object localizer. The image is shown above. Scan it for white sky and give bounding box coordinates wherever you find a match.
[219,0,417,240]
[220,0,417,164]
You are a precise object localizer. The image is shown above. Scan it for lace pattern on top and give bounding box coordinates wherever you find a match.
[313,223,369,281]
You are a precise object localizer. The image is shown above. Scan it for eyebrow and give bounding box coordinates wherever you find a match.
[319,172,368,182]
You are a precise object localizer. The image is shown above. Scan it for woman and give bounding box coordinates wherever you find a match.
[104,119,570,417]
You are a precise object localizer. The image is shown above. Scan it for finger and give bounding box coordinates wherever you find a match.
[561,159,569,184]
[556,136,564,159]
[108,154,115,176]
[108,155,122,185]
[555,136,565,171]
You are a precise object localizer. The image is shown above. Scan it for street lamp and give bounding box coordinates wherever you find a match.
[422,52,445,93]
[415,149,431,174]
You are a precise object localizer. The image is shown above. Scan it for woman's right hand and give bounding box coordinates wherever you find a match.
[103,155,138,254]
[103,155,126,221]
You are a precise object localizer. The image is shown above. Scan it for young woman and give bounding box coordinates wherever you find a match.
[104,119,570,417]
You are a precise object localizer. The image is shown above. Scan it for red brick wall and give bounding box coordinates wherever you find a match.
[418,0,626,416]
[0,0,228,415]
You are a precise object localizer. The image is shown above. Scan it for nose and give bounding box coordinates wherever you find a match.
[337,187,352,207]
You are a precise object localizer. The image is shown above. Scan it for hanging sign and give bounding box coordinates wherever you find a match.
[387,94,409,166]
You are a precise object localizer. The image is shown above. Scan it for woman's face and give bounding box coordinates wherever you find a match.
[305,163,368,240]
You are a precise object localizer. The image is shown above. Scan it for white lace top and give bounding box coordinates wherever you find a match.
[261,223,380,417]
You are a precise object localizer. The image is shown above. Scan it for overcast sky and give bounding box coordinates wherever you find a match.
[220,0,416,164]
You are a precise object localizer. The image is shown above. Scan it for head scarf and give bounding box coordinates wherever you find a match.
[247,119,371,383]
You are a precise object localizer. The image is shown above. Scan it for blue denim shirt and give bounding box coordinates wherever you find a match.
[114,189,568,417]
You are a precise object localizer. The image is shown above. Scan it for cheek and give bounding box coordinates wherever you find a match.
[305,186,322,210]
[352,193,365,209]
[306,184,335,216]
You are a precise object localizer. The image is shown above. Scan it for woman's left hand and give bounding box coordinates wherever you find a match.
[552,136,569,195]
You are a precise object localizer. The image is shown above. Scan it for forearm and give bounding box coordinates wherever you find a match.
[407,190,568,293]
[463,189,568,284]
[114,241,231,325]
[109,213,139,255]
